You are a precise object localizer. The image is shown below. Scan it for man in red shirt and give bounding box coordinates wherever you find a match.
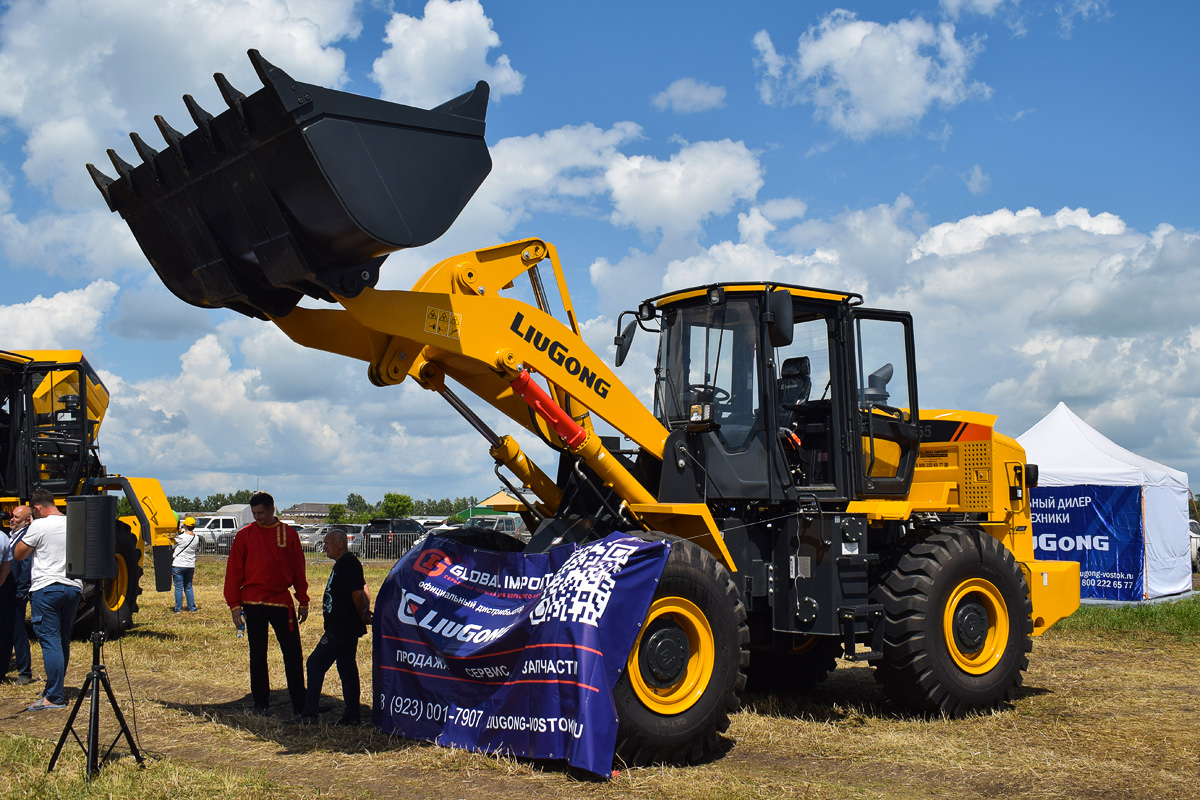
[224,492,309,716]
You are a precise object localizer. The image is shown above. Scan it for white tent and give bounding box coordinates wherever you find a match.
[1017,402,1192,601]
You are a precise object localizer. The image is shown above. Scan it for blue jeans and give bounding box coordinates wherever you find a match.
[30,584,82,705]
[172,567,197,612]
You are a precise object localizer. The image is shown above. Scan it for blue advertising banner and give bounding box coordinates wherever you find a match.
[1030,485,1145,601]
[373,532,669,777]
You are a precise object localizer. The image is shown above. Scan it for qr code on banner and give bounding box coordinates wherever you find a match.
[530,540,640,627]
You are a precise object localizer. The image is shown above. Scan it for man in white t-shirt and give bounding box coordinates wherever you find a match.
[13,489,84,711]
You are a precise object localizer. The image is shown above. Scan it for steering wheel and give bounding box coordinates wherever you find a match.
[688,383,730,403]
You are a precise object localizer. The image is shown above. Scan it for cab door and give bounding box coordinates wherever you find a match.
[849,310,920,496]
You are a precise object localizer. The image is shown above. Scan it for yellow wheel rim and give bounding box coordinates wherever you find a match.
[627,596,714,714]
[788,634,821,656]
[942,577,1009,675]
[104,554,128,613]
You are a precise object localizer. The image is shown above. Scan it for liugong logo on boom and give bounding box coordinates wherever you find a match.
[510,312,611,399]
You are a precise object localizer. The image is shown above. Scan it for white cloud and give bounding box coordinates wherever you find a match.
[910,206,1125,259]
[651,78,727,113]
[0,0,359,281]
[753,10,991,139]
[1056,0,1113,39]
[0,208,143,279]
[940,0,1009,18]
[759,197,808,223]
[96,327,527,505]
[0,280,118,349]
[0,0,355,207]
[606,139,763,241]
[370,0,523,108]
[963,163,991,195]
[460,122,642,239]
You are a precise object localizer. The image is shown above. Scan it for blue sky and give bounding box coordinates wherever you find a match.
[0,0,1196,508]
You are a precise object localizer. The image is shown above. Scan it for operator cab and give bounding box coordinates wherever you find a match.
[618,284,920,504]
[0,351,107,499]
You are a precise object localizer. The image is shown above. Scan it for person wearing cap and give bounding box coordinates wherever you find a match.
[171,516,202,613]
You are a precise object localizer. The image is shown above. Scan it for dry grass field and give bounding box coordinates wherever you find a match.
[1,556,1197,800]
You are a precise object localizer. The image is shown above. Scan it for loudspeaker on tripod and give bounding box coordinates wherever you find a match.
[66,495,117,581]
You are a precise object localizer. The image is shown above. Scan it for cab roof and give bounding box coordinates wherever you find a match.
[650,282,862,308]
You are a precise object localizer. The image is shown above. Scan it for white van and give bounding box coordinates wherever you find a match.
[192,504,254,551]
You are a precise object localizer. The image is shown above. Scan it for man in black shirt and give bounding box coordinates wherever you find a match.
[297,528,370,725]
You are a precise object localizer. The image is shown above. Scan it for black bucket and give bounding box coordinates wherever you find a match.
[89,50,492,318]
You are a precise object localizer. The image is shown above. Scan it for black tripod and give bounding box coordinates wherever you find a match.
[47,590,144,780]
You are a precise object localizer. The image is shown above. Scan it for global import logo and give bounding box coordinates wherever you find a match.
[414,549,452,578]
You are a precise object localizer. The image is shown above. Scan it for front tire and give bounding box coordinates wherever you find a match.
[100,524,143,638]
[613,537,748,766]
[871,526,1033,717]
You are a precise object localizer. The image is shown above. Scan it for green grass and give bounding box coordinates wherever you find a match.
[0,734,321,800]
[1055,593,1200,638]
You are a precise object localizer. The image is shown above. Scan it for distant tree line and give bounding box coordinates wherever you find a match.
[328,493,479,524]
[118,489,480,524]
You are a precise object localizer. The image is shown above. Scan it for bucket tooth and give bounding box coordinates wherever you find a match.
[214,72,246,107]
[106,149,137,197]
[86,163,117,212]
[183,94,218,147]
[214,72,248,126]
[154,114,187,164]
[130,131,158,163]
[106,148,135,180]
[247,48,291,89]
[129,132,162,183]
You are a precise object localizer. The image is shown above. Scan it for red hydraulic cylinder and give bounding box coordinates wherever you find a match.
[510,369,587,449]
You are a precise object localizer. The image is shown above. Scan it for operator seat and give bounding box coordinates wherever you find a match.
[779,356,811,410]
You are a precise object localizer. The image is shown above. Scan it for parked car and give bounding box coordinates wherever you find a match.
[362,518,426,560]
[214,529,236,555]
[469,514,530,542]
[296,525,325,551]
[338,523,366,556]
[193,504,254,551]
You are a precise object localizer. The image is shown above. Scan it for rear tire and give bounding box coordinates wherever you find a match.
[871,526,1032,717]
[613,537,748,766]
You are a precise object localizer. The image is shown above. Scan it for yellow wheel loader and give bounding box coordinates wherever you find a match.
[1,350,177,637]
[90,50,1080,763]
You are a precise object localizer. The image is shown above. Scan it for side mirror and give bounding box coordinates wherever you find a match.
[767,289,794,348]
[614,318,638,367]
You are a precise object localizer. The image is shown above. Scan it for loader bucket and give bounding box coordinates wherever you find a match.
[88,49,492,318]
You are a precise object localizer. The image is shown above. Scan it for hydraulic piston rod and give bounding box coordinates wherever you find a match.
[438,384,562,515]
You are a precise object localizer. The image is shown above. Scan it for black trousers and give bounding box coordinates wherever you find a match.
[0,579,17,678]
[243,604,305,713]
[303,630,361,720]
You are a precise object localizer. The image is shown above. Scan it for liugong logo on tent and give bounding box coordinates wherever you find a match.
[1036,533,1110,552]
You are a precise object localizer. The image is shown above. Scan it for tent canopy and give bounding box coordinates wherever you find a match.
[1018,402,1188,489]
[1018,402,1191,601]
